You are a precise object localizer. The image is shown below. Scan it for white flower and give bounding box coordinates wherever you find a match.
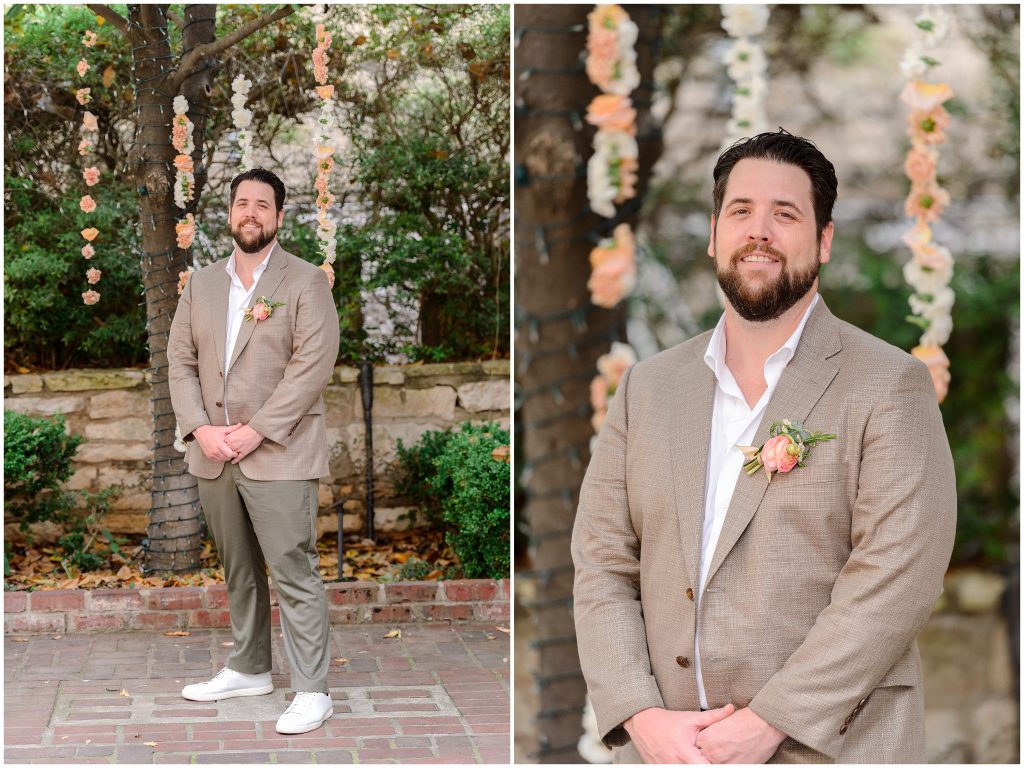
[909,286,955,320]
[587,151,618,218]
[914,8,950,48]
[920,313,953,346]
[734,73,768,101]
[172,95,189,115]
[899,46,931,80]
[232,74,253,96]
[731,92,765,123]
[903,259,953,295]
[232,108,253,129]
[721,5,770,38]
[724,39,767,82]
[593,129,639,159]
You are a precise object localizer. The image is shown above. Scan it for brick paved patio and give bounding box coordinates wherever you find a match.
[3,623,509,763]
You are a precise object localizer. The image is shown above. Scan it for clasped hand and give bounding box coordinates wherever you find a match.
[194,423,264,464]
[625,704,785,764]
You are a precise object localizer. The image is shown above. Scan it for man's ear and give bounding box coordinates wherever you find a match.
[819,221,835,264]
[277,209,285,228]
[708,215,717,258]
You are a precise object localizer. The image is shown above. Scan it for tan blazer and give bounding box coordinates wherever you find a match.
[572,299,956,763]
[168,245,340,481]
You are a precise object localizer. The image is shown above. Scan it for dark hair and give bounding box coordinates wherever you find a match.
[229,168,286,213]
[712,128,838,241]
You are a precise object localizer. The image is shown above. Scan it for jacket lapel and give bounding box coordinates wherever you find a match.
[228,245,289,372]
[702,299,843,587]
[210,261,230,375]
[670,337,716,590]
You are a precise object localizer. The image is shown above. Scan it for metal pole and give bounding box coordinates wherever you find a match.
[358,361,375,541]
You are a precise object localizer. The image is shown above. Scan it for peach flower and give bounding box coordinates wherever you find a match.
[175,214,195,249]
[907,106,950,146]
[596,341,637,392]
[899,81,954,111]
[251,303,270,322]
[86,267,101,285]
[83,166,100,186]
[905,182,950,223]
[585,94,637,135]
[912,242,953,272]
[177,267,194,295]
[912,344,951,403]
[316,85,335,100]
[314,143,335,160]
[901,222,932,252]
[319,262,335,289]
[78,138,93,155]
[82,111,98,132]
[81,227,99,242]
[316,24,332,47]
[615,156,639,203]
[82,290,100,305]
[79,195,97,213]
[588,223,636,308]
[82,30,97,47]
[315,175,331,195]
[173,154,194,172]
[760,435,799,474]
[81,244,95,259]
[76,59,89,77]
[316,192,335,210]
[903,147,937,185]
[76,88,91,105]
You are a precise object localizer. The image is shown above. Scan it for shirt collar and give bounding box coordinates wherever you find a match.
[225,241,275,281]
[704,292,820,379]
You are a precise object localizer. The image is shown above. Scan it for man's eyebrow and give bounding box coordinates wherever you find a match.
[725,197,805,214]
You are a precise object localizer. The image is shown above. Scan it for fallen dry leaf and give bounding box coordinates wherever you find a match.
[116,565,133,581]
[383,629,401,639]
[144,741,159,748]
[486,634,497,640]
[120,689,130,697]
[333,658,349,664]
[11,638,28,643]
[221,641,234,647]
[495,626,510,634]
[164,631,191,637]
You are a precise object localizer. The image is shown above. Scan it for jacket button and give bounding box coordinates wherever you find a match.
[858,697,868,708]
[686,588,694,601]
[215,401,223,407]
[675,656,690,668]
[839,724,848,735]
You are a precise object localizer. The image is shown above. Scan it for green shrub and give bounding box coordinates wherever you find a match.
[397,559,434,581]
[395,427,456,526]
[4,410,123,573]
[429,422,510,579]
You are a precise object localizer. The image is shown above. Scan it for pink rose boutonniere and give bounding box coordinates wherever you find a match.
[244,296,285,323]
[738,419,836,483]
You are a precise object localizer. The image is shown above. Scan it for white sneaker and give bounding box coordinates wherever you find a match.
[275,691,334,734]
[181,667,273,702]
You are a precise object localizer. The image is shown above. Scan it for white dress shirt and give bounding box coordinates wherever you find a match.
[223,244,274,422]
[693,292,819,709]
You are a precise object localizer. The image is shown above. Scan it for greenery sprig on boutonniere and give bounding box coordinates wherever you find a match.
[243,296,285,323]
[738,419,837,483]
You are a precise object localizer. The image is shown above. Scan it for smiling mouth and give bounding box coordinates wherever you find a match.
[741,253,779,263]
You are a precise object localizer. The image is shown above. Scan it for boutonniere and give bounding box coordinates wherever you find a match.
[738,419,837,482]
[243,296,285,323]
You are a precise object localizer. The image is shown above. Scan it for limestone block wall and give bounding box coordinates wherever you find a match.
[4,361,509,538]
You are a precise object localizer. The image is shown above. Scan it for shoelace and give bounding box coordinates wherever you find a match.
[283,692,320,716]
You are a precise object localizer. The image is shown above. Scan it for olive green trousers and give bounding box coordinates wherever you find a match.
[198,462,329,693]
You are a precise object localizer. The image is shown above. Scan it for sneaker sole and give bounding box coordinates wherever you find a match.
[182,684,274,702]
[275,707,334,734]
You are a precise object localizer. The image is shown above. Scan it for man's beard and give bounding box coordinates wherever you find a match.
[231,219,277,254]
[715,242,820,322]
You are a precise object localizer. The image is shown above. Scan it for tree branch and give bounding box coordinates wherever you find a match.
[166,8,184,29]
[85,4,128,33]
[170,4,297,93]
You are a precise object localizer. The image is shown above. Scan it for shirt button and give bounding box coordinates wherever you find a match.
[686,588,694,601]
[675,656,690,668]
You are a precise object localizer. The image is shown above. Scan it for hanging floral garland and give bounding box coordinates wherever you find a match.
[310,23,337,288]
[899,7,954,402]
[232,74,255,172]
[583,4,640,312]
[719,4,770,153]
[78,27,102,305]
[171,95,196,212]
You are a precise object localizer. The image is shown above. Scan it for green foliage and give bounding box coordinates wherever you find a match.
[822,238,1018,566]
[4,179,146,369]
[397,558,434,581]
[4,410,123,572]
[429,423,510,579]
[397,422,511,578]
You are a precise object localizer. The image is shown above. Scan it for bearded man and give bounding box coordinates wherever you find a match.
[572,130,956,763]
[169,168,339,734]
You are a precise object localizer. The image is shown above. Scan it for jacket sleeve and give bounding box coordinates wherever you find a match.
[246,269,339,445]
[167,275,210,442]
[571,365,666,747]
[748,358,956,758]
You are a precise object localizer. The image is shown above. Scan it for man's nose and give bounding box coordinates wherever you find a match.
[746,212,773,243]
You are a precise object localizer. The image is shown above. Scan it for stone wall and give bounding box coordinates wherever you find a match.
[4,361,509,538]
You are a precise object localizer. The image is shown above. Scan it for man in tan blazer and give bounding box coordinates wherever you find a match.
[169,168,340,734]
[572,130,956,763]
